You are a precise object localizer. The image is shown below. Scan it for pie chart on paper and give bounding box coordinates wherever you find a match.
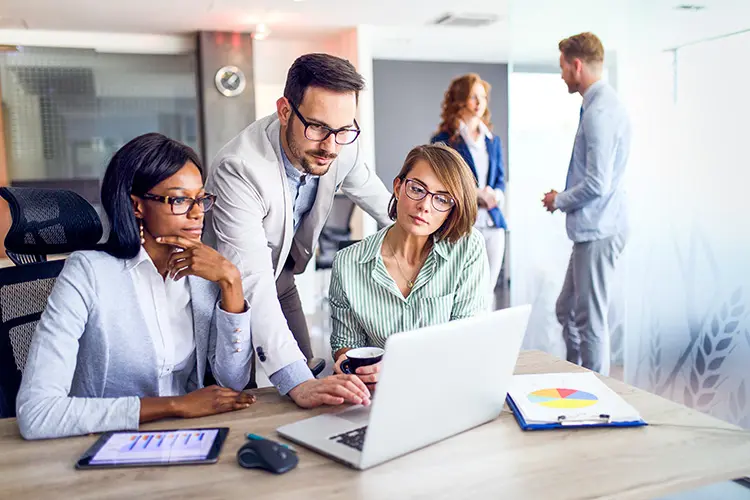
[527,388,599,409]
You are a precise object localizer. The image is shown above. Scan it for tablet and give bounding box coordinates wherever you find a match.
[75,427,229,469]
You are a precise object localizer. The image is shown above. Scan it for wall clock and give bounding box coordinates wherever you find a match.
[215,65,246,97]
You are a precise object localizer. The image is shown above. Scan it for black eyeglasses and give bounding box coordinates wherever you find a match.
[403,178,455,212]
[288,101,361,145]
[141,193,217,215]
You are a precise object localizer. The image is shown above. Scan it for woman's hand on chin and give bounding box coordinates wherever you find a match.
[156,236,238,285]
[156,236,245,313]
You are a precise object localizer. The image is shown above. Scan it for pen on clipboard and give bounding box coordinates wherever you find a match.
[557,414,611,426]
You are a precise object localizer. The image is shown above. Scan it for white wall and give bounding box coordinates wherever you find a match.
[252,37,330,117]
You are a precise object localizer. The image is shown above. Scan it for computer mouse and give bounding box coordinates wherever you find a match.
[236,439,298,474]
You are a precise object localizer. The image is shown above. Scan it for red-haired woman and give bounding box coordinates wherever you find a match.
[431,73,507,305]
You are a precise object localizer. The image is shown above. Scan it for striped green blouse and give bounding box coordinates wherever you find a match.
[329,225,490,356]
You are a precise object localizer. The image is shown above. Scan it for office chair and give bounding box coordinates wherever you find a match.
[0,260,65,418]
[316,194,356,270]
[0,187,103,417]
[0,187,103,265]
[0,386,7,418]
[309,196,360,373]
[337,240,359,251]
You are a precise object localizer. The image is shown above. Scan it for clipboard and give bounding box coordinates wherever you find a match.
[505,372,648,431]
[506,393,647,431]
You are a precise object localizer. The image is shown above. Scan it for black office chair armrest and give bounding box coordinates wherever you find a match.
[307,358,326,378]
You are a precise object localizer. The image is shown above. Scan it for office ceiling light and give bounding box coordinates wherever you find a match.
[252,23,270,40]
[432,12,499,28]
[674,4,705,11]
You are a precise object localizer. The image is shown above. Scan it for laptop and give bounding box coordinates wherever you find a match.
[276,305,531,470]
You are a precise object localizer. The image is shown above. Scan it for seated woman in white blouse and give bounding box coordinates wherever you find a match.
[16,133,257,440]
[329,143,490,389]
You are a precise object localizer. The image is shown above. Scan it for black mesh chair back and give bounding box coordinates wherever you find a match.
[316,195,356,270]
[0,260,65,418]
[0,187,103,266]
[337,240,359,251]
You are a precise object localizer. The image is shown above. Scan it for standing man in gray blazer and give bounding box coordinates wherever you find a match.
[542,33,631,376]
[204,53,393,404]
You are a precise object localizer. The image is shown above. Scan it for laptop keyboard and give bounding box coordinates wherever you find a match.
[330,426,368,451]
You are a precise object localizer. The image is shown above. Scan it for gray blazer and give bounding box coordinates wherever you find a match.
[203,114,393,376]
[16,250,253,440]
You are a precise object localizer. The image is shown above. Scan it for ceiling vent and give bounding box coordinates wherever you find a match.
[432,12,499,28]
[674,4,705,11]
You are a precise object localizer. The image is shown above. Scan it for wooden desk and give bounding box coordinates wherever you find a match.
[1,351,749,500]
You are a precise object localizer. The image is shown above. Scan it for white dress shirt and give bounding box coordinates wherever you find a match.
[459,120,494,228]
[127,247,196,396]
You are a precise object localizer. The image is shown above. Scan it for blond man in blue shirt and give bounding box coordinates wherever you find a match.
[542,32,631,376]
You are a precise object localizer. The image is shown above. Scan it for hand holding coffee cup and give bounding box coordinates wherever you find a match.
[335,347,384,389]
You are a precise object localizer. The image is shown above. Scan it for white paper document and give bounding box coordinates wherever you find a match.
[507,372,644,426]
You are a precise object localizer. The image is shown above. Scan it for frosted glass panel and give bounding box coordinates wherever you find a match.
[623,34,750,428]
[0,47,198,206]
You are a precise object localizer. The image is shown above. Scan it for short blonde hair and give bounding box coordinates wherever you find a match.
[388,143,477,243]
[559,32,604,65]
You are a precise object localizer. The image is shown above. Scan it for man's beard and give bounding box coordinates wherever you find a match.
[286,126,337,176]
[566,77,580,94]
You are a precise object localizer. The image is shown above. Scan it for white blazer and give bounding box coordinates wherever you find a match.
[203,113,392,376]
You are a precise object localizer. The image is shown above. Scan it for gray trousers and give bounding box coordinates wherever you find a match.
[555,233,626,376]
[276,258,314,361]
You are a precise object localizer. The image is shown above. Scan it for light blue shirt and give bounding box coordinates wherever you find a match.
[268,359,312,395]
[280,139,320,232]
[555,80,631,242]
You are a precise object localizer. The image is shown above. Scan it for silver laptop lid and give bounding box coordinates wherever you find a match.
[358,305,531,469]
